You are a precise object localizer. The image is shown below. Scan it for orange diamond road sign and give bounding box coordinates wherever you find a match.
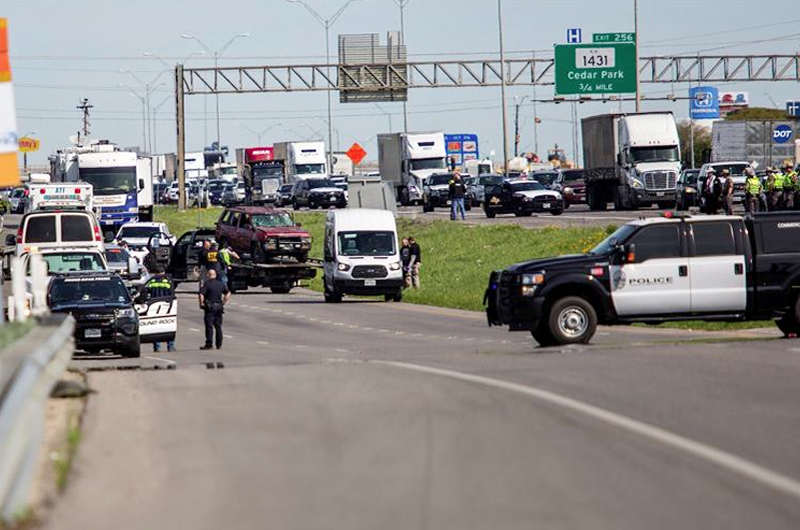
[346,143,367,166]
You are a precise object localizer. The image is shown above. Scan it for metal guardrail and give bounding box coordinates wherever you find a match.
[0,314,75,520]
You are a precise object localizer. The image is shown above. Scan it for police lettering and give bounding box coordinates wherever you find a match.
[627,277,673,286]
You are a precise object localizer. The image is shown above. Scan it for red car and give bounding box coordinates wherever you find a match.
[215,206,311,263]
[554,169,586,209]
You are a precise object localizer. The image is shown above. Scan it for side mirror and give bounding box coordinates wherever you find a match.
[296,222,302,228]
[5,234,16,247]
[138,178,145,190]
[623,243,636,264]
[128,257,142,280]
[616,153,624,166]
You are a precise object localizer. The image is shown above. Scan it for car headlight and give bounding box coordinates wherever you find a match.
[521,273,545,297]
[389,262,401,271]
[301,236,311,245]
[337,263,351,272]
[629,177,643,189]
[266,238,277,250]
[686,187,696,193]
[117,307,136,319]
[563,186,573,194]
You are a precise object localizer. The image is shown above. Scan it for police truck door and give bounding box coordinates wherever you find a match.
[687,220,746,312]
[610,223,691,316]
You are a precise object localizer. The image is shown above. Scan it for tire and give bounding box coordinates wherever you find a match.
[531,324,556,347]
[485,210,496,219]
[120,338,141,358]
[776,295,800,337]
[297,252,308,263]
[587,188,607,211]
[550,209,564,216]
[385,290,403,302]
[546,296,598,345]
[292,200,299,211]
[270,285,292,294]
[422,202,434,213]
[563,201,570,210]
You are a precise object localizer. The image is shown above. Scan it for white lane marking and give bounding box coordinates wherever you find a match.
[189,328,200,332]
[375,360,800,501]
[224,334,234,339]
[257,341,270,345]
[295,345,309,349]
[144,356,176,367]
[333,348,349,353]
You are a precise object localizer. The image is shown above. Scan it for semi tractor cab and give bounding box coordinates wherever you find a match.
[486,212,800,347]
[378,132,447,206]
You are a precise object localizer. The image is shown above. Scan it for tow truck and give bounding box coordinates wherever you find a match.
[168,228,319,294]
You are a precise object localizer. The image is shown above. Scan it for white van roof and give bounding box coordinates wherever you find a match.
[327,209,396,232]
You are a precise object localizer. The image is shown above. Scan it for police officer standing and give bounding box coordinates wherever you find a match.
[744,168,762,213]
[720,168,734,215]
[198,269,230,350]
[768,166,784,210]
[782,163,796,210]
[218,243,240,288]
[448,172,467,221]
[145,265,176,353]
[702,168,718,214]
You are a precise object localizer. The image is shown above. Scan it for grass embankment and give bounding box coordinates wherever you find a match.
[0,320,36,353]
[154,206,772,331]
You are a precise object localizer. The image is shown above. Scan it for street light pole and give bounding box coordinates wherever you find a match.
[634,0,641,112]
[391,0,411,132]
[497,0,510,170]
[181,33,250,149]
[286,0,360,173]
[21,130,35,173]
[119,84,147,150]
[238,123,283,145]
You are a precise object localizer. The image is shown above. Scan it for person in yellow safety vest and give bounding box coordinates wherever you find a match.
[768,167,784,210]
[218,243,240,288]
[744,168,763,213]
[781,163,796,210]
[145,265,176,353]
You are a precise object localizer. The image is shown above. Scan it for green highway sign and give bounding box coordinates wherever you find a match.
[554,43,637,95]
[593,32,635,43]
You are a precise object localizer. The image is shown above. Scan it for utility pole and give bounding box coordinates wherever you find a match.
[532,51,540,157]
[634,0,641,112]
[176,64,187,211]
[497,0,509,170]
[391,0,411,132]
[76,98,93,141]
[513,96,528,157]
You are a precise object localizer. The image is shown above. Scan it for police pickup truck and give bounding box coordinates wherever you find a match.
[486,213,800,346]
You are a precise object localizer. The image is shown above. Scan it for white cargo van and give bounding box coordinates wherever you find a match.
[323,209,404,303]
[13,211,103,255]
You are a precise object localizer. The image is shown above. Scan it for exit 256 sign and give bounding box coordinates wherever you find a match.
[554,43,636,95]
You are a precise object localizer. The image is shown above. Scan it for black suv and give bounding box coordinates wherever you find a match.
[48,272,140,357]
[291,178,347,210]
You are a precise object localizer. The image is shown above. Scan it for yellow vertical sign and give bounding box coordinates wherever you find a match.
[0,18,20,187]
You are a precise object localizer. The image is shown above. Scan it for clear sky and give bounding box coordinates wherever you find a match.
[5,0,800,167]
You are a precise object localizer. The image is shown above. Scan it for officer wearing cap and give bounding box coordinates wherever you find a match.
[744,167,762,213]
[720,168,734,215]
[702,167,719,214]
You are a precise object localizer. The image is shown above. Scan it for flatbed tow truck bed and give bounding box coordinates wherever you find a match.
[227,257,321,294]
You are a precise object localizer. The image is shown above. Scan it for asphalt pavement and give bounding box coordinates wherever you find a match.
[45,285,800,530]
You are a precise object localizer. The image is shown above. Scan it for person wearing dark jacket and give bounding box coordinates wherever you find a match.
[198,269,230,350]
[400,237,412,288]
[449,172,467,221]
[408,237,421,289]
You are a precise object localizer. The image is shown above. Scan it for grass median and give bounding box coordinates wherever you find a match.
[155,206,771,331]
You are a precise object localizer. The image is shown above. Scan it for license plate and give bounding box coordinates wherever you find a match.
[656,192,665,197]
[542,203,550,209]
[85,328,101,338]
[364,279,377,287]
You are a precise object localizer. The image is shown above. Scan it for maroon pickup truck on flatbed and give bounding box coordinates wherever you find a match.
[215,206,311,263]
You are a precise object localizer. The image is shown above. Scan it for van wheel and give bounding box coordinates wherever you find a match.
[385,290,403,302]
[547,296,597,345]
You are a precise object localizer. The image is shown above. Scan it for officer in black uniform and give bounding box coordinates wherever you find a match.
[145,265,176,352]
[198,268,230,350]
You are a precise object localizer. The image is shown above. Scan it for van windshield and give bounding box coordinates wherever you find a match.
[338,231,396,257]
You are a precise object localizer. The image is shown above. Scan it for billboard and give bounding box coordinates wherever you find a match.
[689,86,720,119]
[0,18,20,186]
[444,134,479,168]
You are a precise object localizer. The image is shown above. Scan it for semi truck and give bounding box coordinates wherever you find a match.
[236,146,285,204]
[581,112,681,211]
[377,132,447,205]
[51,140,153,235]
[273,141,327,183]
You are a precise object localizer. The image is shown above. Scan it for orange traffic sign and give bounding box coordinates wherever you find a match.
[345,143,367,166]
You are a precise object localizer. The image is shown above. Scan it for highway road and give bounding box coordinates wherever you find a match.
[45,285,800,530]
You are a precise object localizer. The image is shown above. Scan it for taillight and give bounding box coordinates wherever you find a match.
[16,227,22,244]
[75,188,81,194]
[93,224,102,242]
[39,188,45,194]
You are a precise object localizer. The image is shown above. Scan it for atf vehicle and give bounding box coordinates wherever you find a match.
[486,212,800,347]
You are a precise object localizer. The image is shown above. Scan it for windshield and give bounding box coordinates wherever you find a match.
[294,164,325,175]
[119,226,160,239]
[511,182,545,192]
[251,212,294,228]
[532,172,558,185]
[253,165,283,178]
[428,174,452,186]
[79,167,136,196]
[562,171,584,183]
[105,248,130,264]
[681,170,700,184]
[308,179,335,189]
[49,276,130,305]
[479,175,504,186]
[590,224,638,255]
[338,231,396,257]
[410,158,446,171]
[219,167,237,175]
[709,163,750,176]
[630,146,680,164]
[37,253,105,274]
[208,181,225,191]
[280,185,293,193]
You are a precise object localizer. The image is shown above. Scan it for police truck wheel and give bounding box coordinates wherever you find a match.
[531,324,556,347]
[485,210,496,219]
[547,296,597,345]
[120,339,141,359]
[776,295,800,337]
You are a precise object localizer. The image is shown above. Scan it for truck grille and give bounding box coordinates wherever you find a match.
[643,171,677,190]
[352,265,388,279]
[278,237,302,251]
